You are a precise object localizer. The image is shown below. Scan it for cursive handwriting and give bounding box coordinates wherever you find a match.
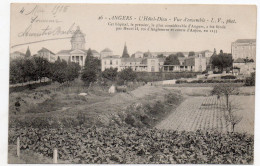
[18,23,76,37]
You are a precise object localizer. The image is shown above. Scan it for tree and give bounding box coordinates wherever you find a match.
[84,52,101,73]
[33,56,51,82]
[81,69,97,86]
[211,84,239,110]
[211,84,241,132]
[157,54,165,58]
[225,101,242,132]
[245,72,255,86]
[10,59,24,84]
[102,68,118,81]
[25,46,31,57]
[188,51,195,57]
[176,52,185,57]
[87,48,93,57]
[50,58,68,84]
[118,68,136,82]
[164,54,180,65]
[210,50,232,72]
[23,58,37,83]
[66,61,81,82]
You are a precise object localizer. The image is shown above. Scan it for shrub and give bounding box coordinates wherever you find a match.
[118,68,137,82]
[125,114,135,126]
[176,80,188,84]
[81,69,97,86]
[245,72,255,86]
[221,75,236,79]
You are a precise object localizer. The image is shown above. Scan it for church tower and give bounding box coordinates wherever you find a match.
[122,42,129,58]
[71,26,86,50]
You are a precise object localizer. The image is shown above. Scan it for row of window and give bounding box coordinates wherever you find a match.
[104,60,119,65]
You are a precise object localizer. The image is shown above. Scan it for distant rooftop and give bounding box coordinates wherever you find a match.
[101,48,113,52]
[235,39,256,43]
[234,58,245,63]
[38,47,55,55]
[102,55,120,59]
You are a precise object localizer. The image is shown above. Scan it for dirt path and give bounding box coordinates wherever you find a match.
[156,95,254,134]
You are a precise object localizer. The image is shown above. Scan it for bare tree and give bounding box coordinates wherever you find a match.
[225,101,243,132]
[211,84,242,132]
[211,83,239,110]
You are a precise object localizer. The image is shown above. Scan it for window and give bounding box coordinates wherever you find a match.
[116,60,118,65]
[151,66,155,72]
[104,61,106,65]
[110,60,112,65]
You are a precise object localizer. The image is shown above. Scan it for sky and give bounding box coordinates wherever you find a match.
[10,4,257,56]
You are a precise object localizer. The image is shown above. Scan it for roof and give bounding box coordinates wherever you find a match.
[38,47,55,55]
[234,58,245,63]
[71,26,85,43]
[92,50,99,54]
[12,51,25,55]
[102,55,120,59]
[135,51,143,54]
[121,58,143,63]
[56,49,99,55]
[101,48,113,52]
[56,50,73,55]
[184,57,195,66]
[235,39,256,43]
[178,57,185,61]
[158,58,165,62]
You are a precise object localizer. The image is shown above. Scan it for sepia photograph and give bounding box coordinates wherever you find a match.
[7,3,256,164]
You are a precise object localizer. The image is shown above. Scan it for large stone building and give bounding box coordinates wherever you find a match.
[56,26,100,67]
[231,39,256,61]
[233,58,255,75]
[100,48,113,58]
[10,51,25,59]
[37,47,56,62]
[101,53,207,72]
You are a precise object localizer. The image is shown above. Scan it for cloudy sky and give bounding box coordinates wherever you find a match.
[10,4,256,55]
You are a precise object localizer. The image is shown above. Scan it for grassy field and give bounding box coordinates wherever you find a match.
[9,81,183,129]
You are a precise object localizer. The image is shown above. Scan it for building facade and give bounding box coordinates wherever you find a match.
[231,39,256,61]
[56,26,100,67]
[10,51,25,59]
[233,58,256,75]
[101,54,206,72]
[100,48,113,58]
[37,47,56,62]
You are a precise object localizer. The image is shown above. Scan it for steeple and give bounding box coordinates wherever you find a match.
[25,46,31,57]
[122,42,129,58]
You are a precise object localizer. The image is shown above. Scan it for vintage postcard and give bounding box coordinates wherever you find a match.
[8,3,256,164]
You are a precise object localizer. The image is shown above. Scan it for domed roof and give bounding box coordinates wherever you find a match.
[101,48,113,52]
[71,26,85,43]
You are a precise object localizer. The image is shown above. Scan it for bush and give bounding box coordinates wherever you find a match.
[118,68,137,82]
[81,69,97,86]
[245,72,255,86]
[176,80,188,84]
[102,68,118,81]
[221,75,236,79]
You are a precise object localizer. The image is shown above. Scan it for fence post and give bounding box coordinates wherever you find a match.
[53,148,58,164]
[17,137,20,158]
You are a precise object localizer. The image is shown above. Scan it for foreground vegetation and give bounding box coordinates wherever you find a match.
[9,126,253,164]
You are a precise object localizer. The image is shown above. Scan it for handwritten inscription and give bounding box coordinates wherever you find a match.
[17,5,71,37]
